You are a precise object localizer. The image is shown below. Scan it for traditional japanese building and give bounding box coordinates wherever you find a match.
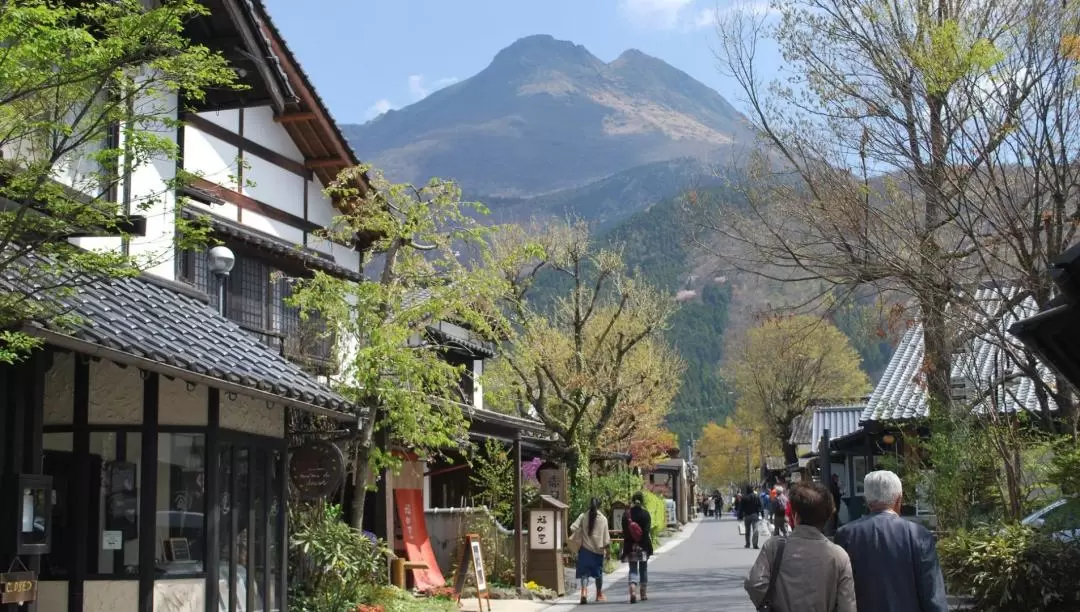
[0,2,369,611]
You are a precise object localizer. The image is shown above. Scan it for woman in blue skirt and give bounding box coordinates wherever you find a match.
[570,497,611,604]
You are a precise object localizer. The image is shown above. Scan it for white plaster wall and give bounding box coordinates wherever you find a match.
[244,156,305,217]
[153,579,205,612]
[242,209,304,245]
[37,581,68,611]
[306,176,335,227]
[126,76,180,281]
[197,108,240,133]
[220,393,285,438]
[159,376,208,426]
[44,351,75,425]
[182,127,239,190]
[84,581,138,612]
[308,235,361,272]
[472,359,484,411]
[89,360,143,424]
[243,106,304,162]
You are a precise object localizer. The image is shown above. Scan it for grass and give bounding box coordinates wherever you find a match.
[358,586,458,612]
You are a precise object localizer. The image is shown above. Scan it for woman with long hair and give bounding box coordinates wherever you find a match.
[570,497,611,604]
[621,491,654,603]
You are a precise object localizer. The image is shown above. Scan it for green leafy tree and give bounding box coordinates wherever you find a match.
[0,0,238,362]
[469,439,514,527]
[289,166,499,530]
[730,315,870,464]
[483,221,684,489]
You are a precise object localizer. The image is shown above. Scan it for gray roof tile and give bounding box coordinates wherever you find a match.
[811,406,865,452]
[789,412,812,445]
[5,256,351,415]
[863,286,1056,422]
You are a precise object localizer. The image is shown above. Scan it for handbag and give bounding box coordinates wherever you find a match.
[568,524,584,555]
[758,538,787,612]
[738,521,746,535]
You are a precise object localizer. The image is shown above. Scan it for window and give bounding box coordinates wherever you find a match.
[852,456,868,496]
[157,433,206,576]
[91,431,142,576]
[176,246,334,368]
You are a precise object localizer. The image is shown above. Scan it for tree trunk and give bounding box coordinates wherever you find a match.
[921,294,953,415]
[349,407,381,531]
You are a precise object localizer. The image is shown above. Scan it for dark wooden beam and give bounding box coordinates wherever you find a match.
[220,0,289,112]
[189,177,320,234]
[275,111,316,124]
[304,157,346,169]
[184,113,307,177]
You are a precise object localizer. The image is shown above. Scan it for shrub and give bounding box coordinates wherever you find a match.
[938,524,1080,612]
[640,490,666,540]
[289,504,391,612]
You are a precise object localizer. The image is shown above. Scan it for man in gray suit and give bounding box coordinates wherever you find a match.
[833,470,948,612]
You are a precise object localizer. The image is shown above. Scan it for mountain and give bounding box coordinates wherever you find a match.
[343,35,754,197]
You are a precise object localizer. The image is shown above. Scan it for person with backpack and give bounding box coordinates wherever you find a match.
[773,485,790,536]
[621,491,654,603]
[570,497,611,604]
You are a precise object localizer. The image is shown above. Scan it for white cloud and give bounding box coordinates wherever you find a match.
[408,74,460,101]
[367,98,394,119]
[687,2,781,31]
[619,0,695,29]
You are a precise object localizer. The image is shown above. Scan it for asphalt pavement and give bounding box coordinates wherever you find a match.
[548,514,763,611]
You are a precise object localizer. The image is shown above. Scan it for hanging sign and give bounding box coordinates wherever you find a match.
[0,571,36,605]
[288,440,345,500]
[453,533,491,611]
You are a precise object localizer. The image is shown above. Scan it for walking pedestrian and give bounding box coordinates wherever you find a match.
[833,470,948,612]
[570,497,610,604]
[707,495,716,518]
[737,484,763,549]
[621,491,654,603]
[772,485,789,536]
[744,482,856,612]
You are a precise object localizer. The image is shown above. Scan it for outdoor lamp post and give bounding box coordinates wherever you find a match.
[207,245,235,317]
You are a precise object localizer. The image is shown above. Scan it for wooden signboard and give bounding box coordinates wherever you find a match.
[453,533,491,611]
[288,440,345,500]
[0,571,37,605]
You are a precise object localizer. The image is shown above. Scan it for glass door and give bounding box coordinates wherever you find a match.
[217,434,285,612]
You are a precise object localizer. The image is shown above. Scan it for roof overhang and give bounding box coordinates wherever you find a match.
[31,326,357,422]
[1010,303,1080,392]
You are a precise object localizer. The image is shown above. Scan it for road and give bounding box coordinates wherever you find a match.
[552,515,764,611]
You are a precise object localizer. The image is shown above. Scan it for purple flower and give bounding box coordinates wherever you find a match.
[522,457,543,483]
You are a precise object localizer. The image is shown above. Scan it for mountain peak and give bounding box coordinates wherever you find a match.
[491,34,601,70]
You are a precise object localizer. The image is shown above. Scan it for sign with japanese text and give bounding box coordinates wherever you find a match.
[393,489,445,591]
[529,510,556,550]
[453,533,491,611]
[538,465,565,503]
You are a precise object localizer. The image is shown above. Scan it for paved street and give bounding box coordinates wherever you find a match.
[549,515,762,611]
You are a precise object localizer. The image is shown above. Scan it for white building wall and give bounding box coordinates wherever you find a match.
[243,106,304,162]
[197,108,240,133]
[219,392,286,438]
[243,155,305,217]
[306,175,336,227]
[181,127,240,190]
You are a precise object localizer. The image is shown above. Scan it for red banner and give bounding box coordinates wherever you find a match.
[394,488,445,590]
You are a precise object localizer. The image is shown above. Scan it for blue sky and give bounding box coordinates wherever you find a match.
[262,0,779,124]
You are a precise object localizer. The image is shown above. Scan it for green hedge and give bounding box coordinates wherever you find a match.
[939,524,1080,612]
[640,491,666,540]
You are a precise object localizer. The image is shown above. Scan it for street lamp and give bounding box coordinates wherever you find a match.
[207,245,235,317]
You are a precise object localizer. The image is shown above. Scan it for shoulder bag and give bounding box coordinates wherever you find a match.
[758,537,787,612]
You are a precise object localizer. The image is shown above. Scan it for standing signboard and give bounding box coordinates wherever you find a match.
[453,533,491,611]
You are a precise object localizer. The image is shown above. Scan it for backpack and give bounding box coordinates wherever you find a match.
[626,513,644,541]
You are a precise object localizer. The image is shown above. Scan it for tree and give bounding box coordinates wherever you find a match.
[484,221,684,487]
[289,166,499,530]
[702,0,1044,414]
[729,315,870,464]
[697,418,762,488]
[0,0,238,362]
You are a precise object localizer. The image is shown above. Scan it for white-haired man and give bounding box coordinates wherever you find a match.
[833,470,947,612]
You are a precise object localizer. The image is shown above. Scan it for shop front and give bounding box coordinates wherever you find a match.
[0,271,354,612]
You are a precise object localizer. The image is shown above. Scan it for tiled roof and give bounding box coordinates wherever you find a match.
[863,286,1056,422]
[789,412,812,446]
[810,406,865,452]
[5,256,352,418]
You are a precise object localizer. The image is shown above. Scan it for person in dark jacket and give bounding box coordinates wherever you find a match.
[737,484,764,549]
[621,491,654,603]
[833,470,948,612]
